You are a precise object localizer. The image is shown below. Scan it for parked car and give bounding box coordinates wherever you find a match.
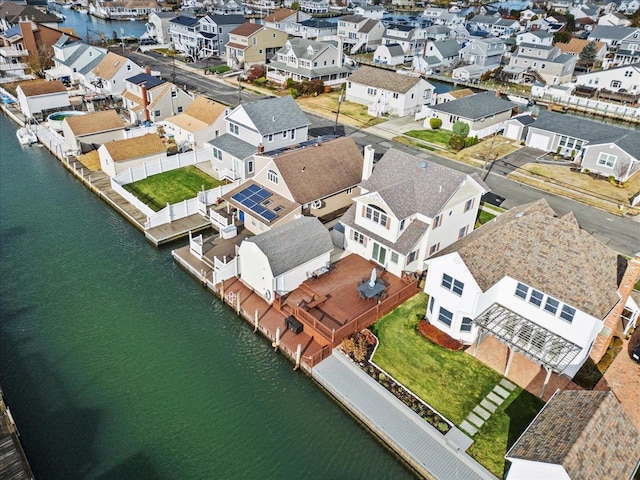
[632,343,640,364]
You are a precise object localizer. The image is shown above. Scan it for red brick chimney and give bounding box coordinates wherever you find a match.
[145,66,151,75]
[141,84,150,122]
[257,144,264,154]
[590,253,640,362]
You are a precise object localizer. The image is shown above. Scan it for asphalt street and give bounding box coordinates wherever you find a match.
[121,48,640,256]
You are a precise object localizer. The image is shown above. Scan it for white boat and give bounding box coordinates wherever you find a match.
[16,127,38,145]
[507,94,532,106]
[77,8,88,14]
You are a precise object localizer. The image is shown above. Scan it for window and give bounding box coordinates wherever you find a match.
[213,147,222,160]
[460,317,473,332]
[267,134,273,142]
[597,152,616,168]
[611,80,621,88]
[433,215,442,228]
[560,305,576,323]
[171,89,177,98]
[154,110,160,117]
[267,169,278,184]
[365,204,388,227]
[282,131,287,139]
[230,123,239,135]
[290,129,295,140]
[367,87,377,95]
[407,250,417,263]
[346,187,353,195]
[515,282,529,299]
[544,297,559,314]
[625,70,632,77]
[464,198,474,212]
[127,64,131,71]
[392,92,399,99]
[391,252,399,264]
[438,307,453,327]
[458,225,468,239]
[253,37,257,45]
[177,106,183,113]
[400,218,406,230]
[423,90,431,99]
[529,289,543,307]
[247,160,254,174]
[352,230,366,245]
[429,243,440,255]
[428,296,434,313]
[442,274,464,296]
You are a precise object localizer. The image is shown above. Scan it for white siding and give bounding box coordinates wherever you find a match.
[505,459,570,480]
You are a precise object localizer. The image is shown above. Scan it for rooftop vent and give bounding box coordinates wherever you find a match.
[515,211,525,218]
[417,160,428,170]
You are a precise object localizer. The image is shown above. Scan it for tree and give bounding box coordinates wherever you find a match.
[449,135,465,151]
[452,121,470,138]
[429,117,442,129]
[553,31,571,44]
[579,41,598,65]
[290,0,300,10]
[565,13,576,32]
[26,44,54,78]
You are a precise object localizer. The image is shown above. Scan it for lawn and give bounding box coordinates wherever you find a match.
[370,293,544,477]
[405,129,455,147]
[124,166,224,211]
[476,209,497,226]
[295,91,386,129]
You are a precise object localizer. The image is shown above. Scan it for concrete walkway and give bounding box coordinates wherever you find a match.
[460,379,516,437]
[312,351,497,480]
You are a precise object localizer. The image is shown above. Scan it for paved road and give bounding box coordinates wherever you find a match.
[119,48,640,256]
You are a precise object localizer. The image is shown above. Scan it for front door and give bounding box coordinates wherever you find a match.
[372,242,387,266]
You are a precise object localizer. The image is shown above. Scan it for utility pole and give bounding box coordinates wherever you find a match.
[172,55,176,84]
[237,75,242,106]
[333,88,344,135]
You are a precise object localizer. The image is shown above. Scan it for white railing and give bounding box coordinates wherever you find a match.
[113,149,211,185]
[110,179,156,217]
[209,208,232,230]
[536,92,640,118]
[123,124,158,139]
[0,47,29,57]
[214,255,238,283]
[189,233,204,258]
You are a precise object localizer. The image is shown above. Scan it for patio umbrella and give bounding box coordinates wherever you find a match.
[369,268,377,288]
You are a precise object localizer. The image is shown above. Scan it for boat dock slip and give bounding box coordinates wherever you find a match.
[0,392,34,480]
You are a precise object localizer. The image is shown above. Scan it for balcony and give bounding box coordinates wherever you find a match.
[0,47,29,58]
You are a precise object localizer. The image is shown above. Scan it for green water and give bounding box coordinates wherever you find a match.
[0,114,414,480]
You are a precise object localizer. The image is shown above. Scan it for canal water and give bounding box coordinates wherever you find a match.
[48,5,148,41]
[0,113,414,479]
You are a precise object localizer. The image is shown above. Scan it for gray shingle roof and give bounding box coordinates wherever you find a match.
[430,92,515,120]
[432,39,460,58]
[208,133,256,159]
[506,390,640,480]
[359,148,487,219]
[208,14,245,25]
[384,43,405,56]
[170,15,198,26]
[590,25,639,40]
[246,216,333,277]
[347,66,427,94]
[434,199,622,319]
[239,96,310,136]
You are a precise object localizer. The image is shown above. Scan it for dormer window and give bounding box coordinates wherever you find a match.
[267,170,278,184]
[365,204,389,228]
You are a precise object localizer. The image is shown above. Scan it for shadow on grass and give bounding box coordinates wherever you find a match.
[503,390,545,478]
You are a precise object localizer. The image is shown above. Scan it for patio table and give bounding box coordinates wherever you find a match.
[357,280,386,299]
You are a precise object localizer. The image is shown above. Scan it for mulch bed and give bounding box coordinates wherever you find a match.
[340,330,451,434]
[418,320,465,351]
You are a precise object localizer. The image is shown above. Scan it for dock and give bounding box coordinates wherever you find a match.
[0,390,35,480]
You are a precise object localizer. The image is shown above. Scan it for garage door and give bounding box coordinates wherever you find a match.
[529,132,551,151]
[504,124,520,140]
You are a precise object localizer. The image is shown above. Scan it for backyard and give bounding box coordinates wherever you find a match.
[123,166,224,211]
[295,91,387,129]
[405,129,455,148]
[370,293,544,477]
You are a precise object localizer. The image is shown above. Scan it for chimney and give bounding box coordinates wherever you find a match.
[495,89,501,98]
[362,144,374,181]
[141,84,150,122]
[145,66,151,75]
[590,253,640,363]
[257,143,264,154]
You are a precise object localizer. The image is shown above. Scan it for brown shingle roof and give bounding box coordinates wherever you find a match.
[556,38,605,54]
[263,8,298,22]
[91,52,129,80]
[507,390,640,480]
[230,22,262,37]
[447,88,474,99]
[435,199,622,319]
[65,110,124,136]
[360,19,380,33]
[103,133,165,162]
[18,80,67,97]
[184,96,226,124]
[271,137,363,204]
[347,66,423,94]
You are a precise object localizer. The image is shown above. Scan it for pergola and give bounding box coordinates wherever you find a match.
[472,303,582,397]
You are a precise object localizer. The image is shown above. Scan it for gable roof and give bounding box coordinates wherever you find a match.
[18,80,67,96]
[208,133,256,159]
[65,110,124,136]
[383,43,405,56]
[246,216,333,277]
[207,14,245,25]
[507,390,640,480]
[183,95,226,124]
[230,22,262,37]
[235,96,310,136]
[169,15,198,26]
[0,2,59,24]
[125,73,165,89]
[269,137,363,204]
[263,8,298,22]
[103,133,165,161]
[347,66,427,94]
[556,37,605,54]
[590,25,638,40]
[91,52,130,80]
[435,199,622,319]
[432,39,460,58]
[360,148,486,219]
[430,92,515,120]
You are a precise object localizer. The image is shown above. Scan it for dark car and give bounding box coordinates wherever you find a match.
[632,343,640,364]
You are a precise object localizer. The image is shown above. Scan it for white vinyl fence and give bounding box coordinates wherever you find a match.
[534,93,639,119]
[113,148,211,185]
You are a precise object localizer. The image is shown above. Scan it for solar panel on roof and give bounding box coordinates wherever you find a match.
[246,184,261,194]
[232,185,279,223]
[262,211,277,222]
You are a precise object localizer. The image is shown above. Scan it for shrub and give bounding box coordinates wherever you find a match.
[429,117,442,129]
[245,64,265,83]
[253,76,267,87]
[285,77,298,88]
[464,135,479,148]
[288,87,298,99]
[452,121,470,138]
[449,135,465,151]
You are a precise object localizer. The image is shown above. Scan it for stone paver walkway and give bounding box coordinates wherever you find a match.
[460,379,517,437]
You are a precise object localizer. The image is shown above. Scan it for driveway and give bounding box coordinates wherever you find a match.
[485,146,544,177]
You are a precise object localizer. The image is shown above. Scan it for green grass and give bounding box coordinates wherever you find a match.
[370,293,544,477]
[477,210,497,225]
[206,65,230,74]
[124,166,224,211]
[405,129,455,147]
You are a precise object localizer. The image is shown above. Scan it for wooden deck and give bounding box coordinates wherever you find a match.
[0,394,34,480]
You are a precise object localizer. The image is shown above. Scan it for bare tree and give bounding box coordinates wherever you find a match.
[27,44,54,78]
[613,158,634,184]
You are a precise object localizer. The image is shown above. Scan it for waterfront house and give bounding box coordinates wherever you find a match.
[237,216,333,304]
[346,66,435,117]
[45,36,107,86]
[412,38,461,73]
[208,95,310,182]
[420,92,515,138]
[61,110,126,156]
[266,38,354,87]
[524,110,640,181]
[16,79,69,119]
[423,199,640,383]
[467,15,521,37]
[353,5,385,20]
[372,43,405,66]
[146,11,174,45]
[381,24,427,59]
[339,148,488,279]
[336,14,385,55]
[434,88,474,104]
[122,73,194,125]
[90,0,161,20]
[503,43,577,85]
[290,18,337,40]
[262,8,312,36]
[506,390,640,479]
[575,62,640,95]
[98,133,166,177]
[515,30,554,47]
[424,25,453,41]
[211,0,244,16]
[225,23,288,70]
[455,37,507,77]
[555,38,607,62]
[169,14,245,60]
[299,0,330,14]
[162,96,229,150]
[84,52,144,98]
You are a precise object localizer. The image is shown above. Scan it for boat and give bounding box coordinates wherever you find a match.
[77,8,88,14]
[16,127,38,145]
[507,94,533,106]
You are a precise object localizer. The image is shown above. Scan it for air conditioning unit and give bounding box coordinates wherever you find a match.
[311,200,323,209]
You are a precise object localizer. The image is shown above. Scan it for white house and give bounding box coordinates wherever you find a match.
[353,5,385,20]
[575,63,640,94]
[98,133,167,177]
[503,43,577,85]
[346,66,435,117]
[413,38,461,73]
[423,199,640,382]
[61,109,126,156]
[372,43,406,66]
[421,92,515,138]
[45,36,107,86]
[16,80,69,118]
[262,8,312,36]
[85,52,144,97]
[146,11,174,45]
[515,30,554,46]
[598,12,632,27]
[336,14,385,54]
[381,24,427,58]
[339,148,488,279]
[506,390,640,480]
[122,73,194,125]
[237,216,333,304]
[162,96,228,150]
